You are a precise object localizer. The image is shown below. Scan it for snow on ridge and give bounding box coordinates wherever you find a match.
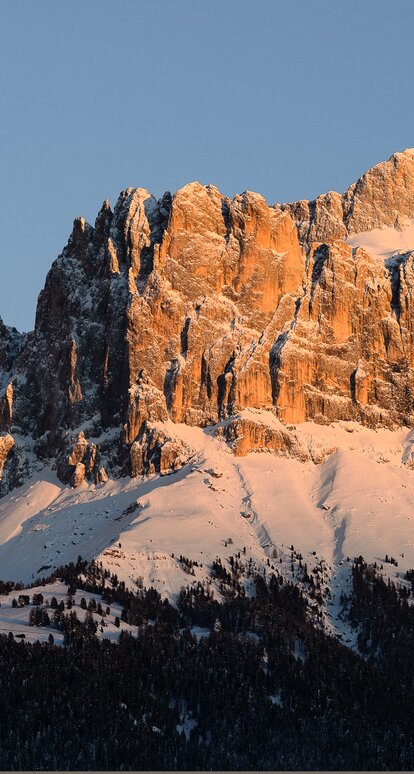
[347,219,414,259]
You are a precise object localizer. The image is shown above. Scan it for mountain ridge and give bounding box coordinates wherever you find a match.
[2,148,414,496]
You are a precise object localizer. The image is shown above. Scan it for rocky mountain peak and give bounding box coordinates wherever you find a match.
[283,147,414,244]
[2,148,414,494]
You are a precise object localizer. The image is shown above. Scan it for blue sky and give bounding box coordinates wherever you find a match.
[1,0,414,330]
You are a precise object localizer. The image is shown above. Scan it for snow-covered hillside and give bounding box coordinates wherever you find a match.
[0,580,139,644]
[1,414,414,643]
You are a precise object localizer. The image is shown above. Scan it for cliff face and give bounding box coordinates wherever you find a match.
[2,148,414,492]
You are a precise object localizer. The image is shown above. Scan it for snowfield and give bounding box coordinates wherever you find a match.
[1,414,414,644]
[347,218,414,259]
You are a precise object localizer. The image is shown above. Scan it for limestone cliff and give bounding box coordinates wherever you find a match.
[2,148,414,491]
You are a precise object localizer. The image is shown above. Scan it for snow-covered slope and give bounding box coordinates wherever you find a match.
[1,415,413,642]
[0,581,139,644]
[347,218,414,259]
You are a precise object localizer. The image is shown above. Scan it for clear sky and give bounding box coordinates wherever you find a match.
[1,0,414,331]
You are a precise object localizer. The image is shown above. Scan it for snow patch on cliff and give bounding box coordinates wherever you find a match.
[347,219,414,259]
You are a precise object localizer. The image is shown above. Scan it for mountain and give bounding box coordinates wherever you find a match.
[2,148,414,611]
[3,149,414,770]
[3,148,414,492]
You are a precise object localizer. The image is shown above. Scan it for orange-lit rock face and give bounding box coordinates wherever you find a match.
[103,171,414,434]
[0,434,14,480]
[273,237,414,427]
[283,149,414,240]
[216,412,308,460]
[124,182,305,431]
[4,147,414,488]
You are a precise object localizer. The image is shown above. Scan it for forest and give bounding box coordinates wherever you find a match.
[0,557,413,770]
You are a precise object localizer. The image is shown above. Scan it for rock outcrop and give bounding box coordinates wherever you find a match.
[130,424,190,477]
[0,434,14,480]
[56,432,108,487]
[2,148,414,491]
[0,384,13,431]
[217,410,308,460]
